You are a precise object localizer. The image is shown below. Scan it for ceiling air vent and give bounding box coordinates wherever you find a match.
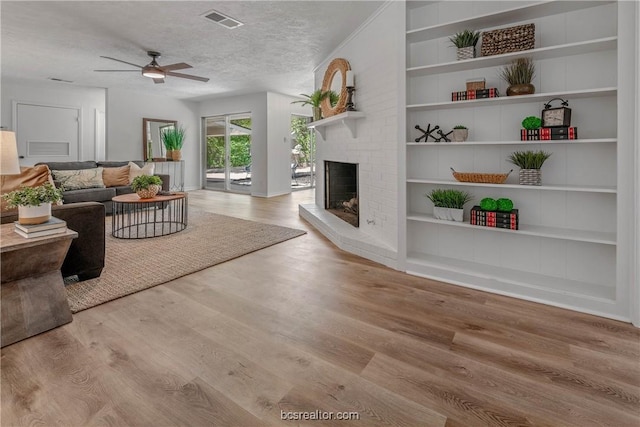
[202,10,243,29]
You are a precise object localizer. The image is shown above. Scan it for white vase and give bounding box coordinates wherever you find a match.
[18,203,52,225]
[452,129,468,142]
[433,206,464,222]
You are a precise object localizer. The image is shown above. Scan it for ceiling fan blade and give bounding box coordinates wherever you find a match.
[153,78,165,84]
[166,71,209,82]
[94,69,139,72]
[100,56,143,68]
[160,62,192,71]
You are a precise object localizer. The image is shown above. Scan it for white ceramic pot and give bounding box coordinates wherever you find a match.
[18,203,52,225]
[433,206,464,222]
[452,129,469,142]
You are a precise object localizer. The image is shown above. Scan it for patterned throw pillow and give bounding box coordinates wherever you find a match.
[128,162,155,184]
[52,168,105,190]
[102,165,130,187]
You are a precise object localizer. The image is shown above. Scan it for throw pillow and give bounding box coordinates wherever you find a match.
[0,164,56,211]
[128,162,155,184]
[102,165,130,187]
[52,168,105,191]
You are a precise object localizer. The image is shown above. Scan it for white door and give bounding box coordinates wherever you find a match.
[15,102,80,165]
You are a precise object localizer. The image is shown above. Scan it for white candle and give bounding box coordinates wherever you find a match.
[346,70,354,87]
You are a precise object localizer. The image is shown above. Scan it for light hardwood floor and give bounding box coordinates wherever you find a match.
[2,189,639,426]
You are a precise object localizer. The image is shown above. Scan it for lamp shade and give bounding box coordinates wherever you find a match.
[0,130,21,175]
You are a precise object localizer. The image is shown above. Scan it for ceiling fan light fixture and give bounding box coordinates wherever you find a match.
[142,67,165,79]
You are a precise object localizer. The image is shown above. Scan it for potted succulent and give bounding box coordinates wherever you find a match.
[452,125,469,142]
[507,150,552,185]
[161,126,186,161]
[500,57,536,96]
[131,175,163,199]
[425,188,472,222]
[1,182,63,225]
[291,89,332,122]
[449,30,481,60]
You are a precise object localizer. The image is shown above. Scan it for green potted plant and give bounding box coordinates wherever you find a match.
[452,125,469,142]
[161,126,186,161]
[425,188,472,222]
[1,182,63,225]
[507,150,552,185]
[291,89,331,122]
[500,57,536,96]
[131,175,163,199]
[449,30,481,60]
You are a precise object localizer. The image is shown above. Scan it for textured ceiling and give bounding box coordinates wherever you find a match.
[1,1,384,101]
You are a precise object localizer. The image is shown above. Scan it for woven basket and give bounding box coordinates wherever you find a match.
[136,185,161,199]
[481,23,535,57]
[451,167,512,184]
[457,46,475,60]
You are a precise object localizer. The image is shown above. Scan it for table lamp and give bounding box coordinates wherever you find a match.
[0,130,21,175]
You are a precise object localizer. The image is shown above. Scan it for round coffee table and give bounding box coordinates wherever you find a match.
[112,192,188,239]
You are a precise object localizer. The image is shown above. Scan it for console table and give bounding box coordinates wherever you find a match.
[1,223,77,347]
[147,160,184,191]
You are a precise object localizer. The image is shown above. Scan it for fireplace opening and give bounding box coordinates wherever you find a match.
[325,161,358,227]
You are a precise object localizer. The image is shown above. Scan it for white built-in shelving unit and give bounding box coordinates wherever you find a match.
[403,1,636,321]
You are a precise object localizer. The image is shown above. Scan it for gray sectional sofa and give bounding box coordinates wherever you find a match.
[37,161,170,214]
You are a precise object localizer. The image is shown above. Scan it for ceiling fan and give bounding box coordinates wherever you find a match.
[95,51,209,84]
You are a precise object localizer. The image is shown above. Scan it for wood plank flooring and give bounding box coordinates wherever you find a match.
[2,189,639,426]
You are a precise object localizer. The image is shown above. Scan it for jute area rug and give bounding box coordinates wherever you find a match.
[65,210,306,313]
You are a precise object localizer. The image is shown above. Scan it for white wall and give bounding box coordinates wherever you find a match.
[106,88,199,190]
[267,92,311,197]
[314,2,404,253]
[0,77,106,163]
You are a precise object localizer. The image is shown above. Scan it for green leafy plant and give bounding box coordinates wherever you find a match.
[161,126,186,150]
[507,150,552,169]
[500,58,535,85]
[480,197,498,211]
[453,125,468,129]
[521,116,542,130]
[496,198,514,212]
[291,89,331,108]
[449,30,481,48]
[426,189,472,209]
[131,175,163,191]
[2,183,62,208]
[329,90,340,108]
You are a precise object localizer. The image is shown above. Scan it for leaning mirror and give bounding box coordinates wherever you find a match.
[143,118,177,161]
[320,58,350,118]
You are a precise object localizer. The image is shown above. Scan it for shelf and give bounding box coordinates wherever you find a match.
[406,138,617,146]
[407,37,617,77]
[407,87,616,111]
[307,111,365,139]
[406,1,614,43]
[407,179,617,194]
[407,213,616,245]
[406,253,616,303]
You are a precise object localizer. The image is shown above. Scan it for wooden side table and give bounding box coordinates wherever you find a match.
[1,223,77,348]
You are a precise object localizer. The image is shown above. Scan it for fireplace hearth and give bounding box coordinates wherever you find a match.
[325,161,358,227]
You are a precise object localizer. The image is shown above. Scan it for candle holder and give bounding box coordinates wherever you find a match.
[345,86,356,111]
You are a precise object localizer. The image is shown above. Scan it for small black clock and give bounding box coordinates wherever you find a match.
[541,98,572,127]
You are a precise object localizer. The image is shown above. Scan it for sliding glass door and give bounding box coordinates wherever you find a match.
[290,114,315,189]
[203,113,252,193]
